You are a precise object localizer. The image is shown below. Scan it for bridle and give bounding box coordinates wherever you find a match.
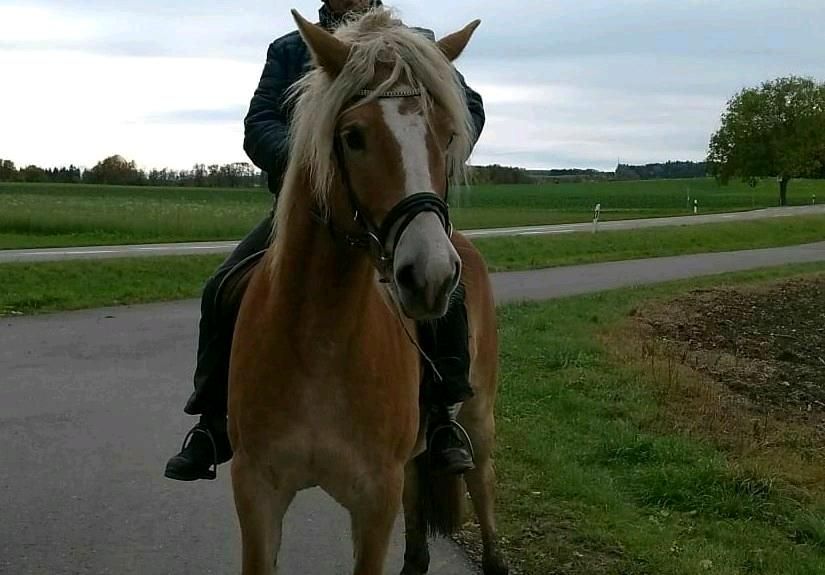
[313,88,453,283]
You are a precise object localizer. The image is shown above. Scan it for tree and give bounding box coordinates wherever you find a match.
[192,164,207,187]
[21,165,48,183]
[707,76,825,206]
[0,159,17,181]
[84,155,146,186]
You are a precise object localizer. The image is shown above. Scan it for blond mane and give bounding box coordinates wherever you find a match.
[272,8,474,246]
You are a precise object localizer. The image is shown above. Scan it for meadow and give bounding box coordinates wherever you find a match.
[489,265,825,574]
[2,178,823,249]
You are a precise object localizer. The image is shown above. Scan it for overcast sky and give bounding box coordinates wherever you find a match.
[1,0,824,172]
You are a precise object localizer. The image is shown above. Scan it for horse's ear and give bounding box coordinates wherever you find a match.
[437,20,481,62]
[291,9,349,77]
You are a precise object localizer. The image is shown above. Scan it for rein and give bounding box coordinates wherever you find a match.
[313,89,453,284]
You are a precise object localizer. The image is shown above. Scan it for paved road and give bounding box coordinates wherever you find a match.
[3,241,825,575]
[3,204,824,264]
[0,304,470,575]
[492,241,825,302]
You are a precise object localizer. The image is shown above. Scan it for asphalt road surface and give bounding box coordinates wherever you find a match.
[3,241,825,574]
[2,205,823,264]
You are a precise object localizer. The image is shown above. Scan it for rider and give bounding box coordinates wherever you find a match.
[164,0,486,481]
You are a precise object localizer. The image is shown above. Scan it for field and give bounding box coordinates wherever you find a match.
[2,178,823,249]
[478,265,825,574]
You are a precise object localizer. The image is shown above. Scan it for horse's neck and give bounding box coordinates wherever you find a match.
[268,175,380,337]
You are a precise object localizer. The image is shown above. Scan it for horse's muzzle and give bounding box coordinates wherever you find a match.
[392,213,461,320]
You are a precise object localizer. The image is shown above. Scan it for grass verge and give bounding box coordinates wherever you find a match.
[475,214,825,272]
[0,256,224,316]
[485,263,825,574]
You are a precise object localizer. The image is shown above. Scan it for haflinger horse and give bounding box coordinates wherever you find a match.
[228,7,508,575]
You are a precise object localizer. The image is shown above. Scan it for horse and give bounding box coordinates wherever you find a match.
[227,8,508,575]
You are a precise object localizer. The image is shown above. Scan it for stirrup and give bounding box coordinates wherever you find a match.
[180,425,219,480]
[428,419,475,462]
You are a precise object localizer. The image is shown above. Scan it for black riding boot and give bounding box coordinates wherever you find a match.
[164,412,233,481]
[164,285,235,481]
[420,283,475,475]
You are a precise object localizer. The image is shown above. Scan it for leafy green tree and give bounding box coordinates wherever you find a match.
[707,76,825,206]
[21,165,48,182]
[0,159,17,181]
[84,155,146,185]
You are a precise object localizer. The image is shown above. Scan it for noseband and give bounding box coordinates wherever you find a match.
[317,88,453,283]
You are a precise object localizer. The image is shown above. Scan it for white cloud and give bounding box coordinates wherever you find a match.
[0,5,100,44]
[0,49,260,169]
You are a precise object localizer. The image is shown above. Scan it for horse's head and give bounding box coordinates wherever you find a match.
[289,8,479,320]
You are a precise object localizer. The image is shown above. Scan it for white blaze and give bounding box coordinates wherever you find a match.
[380,99,431,195]
[381,98,460,319]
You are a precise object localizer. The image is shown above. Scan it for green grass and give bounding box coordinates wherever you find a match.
[493,264,825,574]
[0,183,272,249]
[475,214,825,271]
[2,214,825,316]
[0,256,225,316]
[2,178,823,249]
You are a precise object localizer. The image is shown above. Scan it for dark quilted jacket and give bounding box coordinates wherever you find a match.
[243,1,486,194]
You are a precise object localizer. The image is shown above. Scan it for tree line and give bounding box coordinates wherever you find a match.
[0,155,266,188]
[615,161,708,180]
[0,157,732,188]
[1,157,543,187]
[467,164,535,185]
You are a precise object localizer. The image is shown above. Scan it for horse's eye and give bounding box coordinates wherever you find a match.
[343,128,366,152]
[447,133,457,148]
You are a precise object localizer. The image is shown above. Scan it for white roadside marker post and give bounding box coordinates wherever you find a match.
[593,203,601,234]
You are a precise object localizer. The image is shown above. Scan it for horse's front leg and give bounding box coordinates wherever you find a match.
[349,466,405,575]
[232,456,296,575]
[401,460,430,575]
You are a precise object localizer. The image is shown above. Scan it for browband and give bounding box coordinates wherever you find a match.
[356,88,422,98]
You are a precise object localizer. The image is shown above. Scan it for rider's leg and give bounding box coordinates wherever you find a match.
[422,283,476,475]
[165,211,274,481]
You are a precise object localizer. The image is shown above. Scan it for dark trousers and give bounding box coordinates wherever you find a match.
[183,212,472,418]
[184,212,274,416]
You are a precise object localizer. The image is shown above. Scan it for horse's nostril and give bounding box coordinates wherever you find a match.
[396,263,417,292]
[453,262,462,284]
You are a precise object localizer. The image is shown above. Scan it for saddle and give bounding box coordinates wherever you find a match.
[213,250,267,330]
